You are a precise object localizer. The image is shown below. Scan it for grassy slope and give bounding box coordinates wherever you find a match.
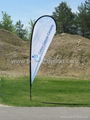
[0,30,90,77]
[0,76,90,107]
[40,34,90,77]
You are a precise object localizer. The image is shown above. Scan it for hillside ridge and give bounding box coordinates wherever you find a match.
[0,29,90,78]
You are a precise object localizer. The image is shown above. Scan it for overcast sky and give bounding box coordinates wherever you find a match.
[0,0,85,27]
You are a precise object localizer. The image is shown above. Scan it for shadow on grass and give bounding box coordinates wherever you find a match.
[42,102,89,106]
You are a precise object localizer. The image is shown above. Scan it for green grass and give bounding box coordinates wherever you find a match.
[0,76,90,107]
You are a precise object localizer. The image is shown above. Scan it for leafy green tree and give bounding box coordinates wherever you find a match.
[28,20,35,40]
[78,0,90,38]
[85,0,90,37]
[15,20,27,40]
[0,23,2,29]
[53,2,76,34]
[0,11,15,32]
[85,0,90,10]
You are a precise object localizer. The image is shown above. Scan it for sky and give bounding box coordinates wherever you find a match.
[0,0,85,27]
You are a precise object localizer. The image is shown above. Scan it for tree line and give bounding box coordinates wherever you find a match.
[0,0,90,40]
[0,11,34,40]
[53,0,90,39]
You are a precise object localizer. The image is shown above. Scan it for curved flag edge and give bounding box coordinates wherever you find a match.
[29,15,56,100]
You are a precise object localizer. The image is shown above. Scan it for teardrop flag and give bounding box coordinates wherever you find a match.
[30,15,56,99]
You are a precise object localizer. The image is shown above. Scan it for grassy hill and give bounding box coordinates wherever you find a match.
[40,33,90,78]
[0,29,29,76]
[0,29,90,78]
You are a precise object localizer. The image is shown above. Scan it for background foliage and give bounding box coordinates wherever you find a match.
[0,0,90,40]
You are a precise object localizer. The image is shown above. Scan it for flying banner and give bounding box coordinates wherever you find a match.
[30,15,56,85]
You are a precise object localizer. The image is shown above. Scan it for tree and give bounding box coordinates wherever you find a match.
[0,11,15,32]
[28,20,35,40]
[78,0,90,38]
[0,23,2,29]
[85,0,90,11]
[53,2,76,34]
[85,0,90,36]
[15,20,27,40]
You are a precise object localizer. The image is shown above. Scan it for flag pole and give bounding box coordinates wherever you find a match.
[30,20,36,100]
[30,27,34,101]
[29,20,36,101]
[30,41,32,100]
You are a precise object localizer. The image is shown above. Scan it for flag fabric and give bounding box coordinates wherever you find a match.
[30,15,56,83]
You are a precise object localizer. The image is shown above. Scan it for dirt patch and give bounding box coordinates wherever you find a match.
[0,29,90,78]
[39,33,90,78]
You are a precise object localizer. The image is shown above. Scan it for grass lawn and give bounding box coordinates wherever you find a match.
[0,76,90,107]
